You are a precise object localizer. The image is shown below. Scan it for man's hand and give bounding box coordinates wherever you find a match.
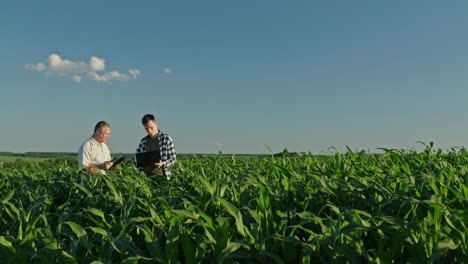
[153,161,164,168]
[88,167,99,174]
[82,161,113,174]
[103,161,113,170]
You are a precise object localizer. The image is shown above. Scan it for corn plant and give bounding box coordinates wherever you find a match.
[0,145,467,263]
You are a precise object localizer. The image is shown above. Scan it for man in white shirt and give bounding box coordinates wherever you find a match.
[78,121,114,173]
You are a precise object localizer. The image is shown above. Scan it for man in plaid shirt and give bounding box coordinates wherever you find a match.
[134,114,176,181]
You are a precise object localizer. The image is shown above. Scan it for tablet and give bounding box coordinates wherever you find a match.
[110,157,125,167]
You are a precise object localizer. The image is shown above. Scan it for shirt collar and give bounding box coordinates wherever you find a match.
[91,136,103,146]
[146,129,162,139]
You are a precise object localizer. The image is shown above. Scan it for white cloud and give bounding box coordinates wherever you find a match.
[71,75,81,83]
[89,71,131,82]
[24,63,46,72]
[129,69,141,78]
[164,67,172,74]
[24,53,141,83]
[48,54,88,74]
[215,141,223,147]
[89,56,105,72]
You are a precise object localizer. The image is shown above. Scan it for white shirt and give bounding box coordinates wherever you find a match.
[78,137,111,169]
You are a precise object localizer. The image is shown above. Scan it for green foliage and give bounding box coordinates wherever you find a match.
[0,146,467,263]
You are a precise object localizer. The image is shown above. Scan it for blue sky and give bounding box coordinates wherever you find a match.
[1,0,468,154]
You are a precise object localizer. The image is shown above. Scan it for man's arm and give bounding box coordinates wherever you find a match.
[82,162,113,171]
[79,142,113,173]
[162,136,177,168]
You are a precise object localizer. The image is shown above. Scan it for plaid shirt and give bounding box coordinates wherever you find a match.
[133,130,176,179]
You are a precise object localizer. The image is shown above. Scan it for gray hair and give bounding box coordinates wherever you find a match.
[94,121,110,133]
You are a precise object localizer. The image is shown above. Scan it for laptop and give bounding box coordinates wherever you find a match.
[135,151,161,167]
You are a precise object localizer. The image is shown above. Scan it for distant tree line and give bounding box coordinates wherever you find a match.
[0,152,264,160]
[0,152,76,158]
[1,150,373,160]
[272,148,302,157]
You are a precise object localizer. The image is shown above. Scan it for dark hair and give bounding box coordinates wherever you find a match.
[94,121,110,133]
[142,114,156,125]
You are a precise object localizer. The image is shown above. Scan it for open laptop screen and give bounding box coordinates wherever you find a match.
[135,151,161,167]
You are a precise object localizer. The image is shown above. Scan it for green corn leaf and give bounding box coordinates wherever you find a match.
[165,218,180,264]
[137,224,166,261]
[72,182,93,197]
[128,217,152,223]
[89,227,110,237]
[87,208,107,223]
[0,236,14,248]
[104,179,123,205]
[2,189,15,203]
[218,198,245,237]
[172,209,199,220]
[63,221,87,238]
[181,233,196,264]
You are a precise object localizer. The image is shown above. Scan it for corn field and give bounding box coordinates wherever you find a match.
[1,145,467,263]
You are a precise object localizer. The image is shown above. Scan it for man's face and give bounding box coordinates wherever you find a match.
[144,120,158,138]
[95,127,110,143]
